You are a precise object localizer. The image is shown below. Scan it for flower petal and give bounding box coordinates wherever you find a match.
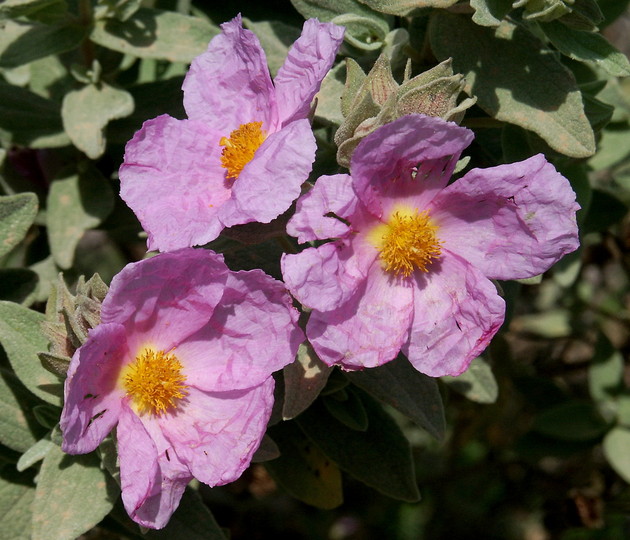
[351,114,473,217]
[403,251,505,377]
[431,154,580,280]
[218,119,317,228]
[182,14,278,133]
[286,173,357,243]
[282,239,372,312]
[119,115,230,251]
[118,405,190,529]
[159,381,274,487]
[179,269,302,392]
[101,249,228,354]
[274,19,344,125]
[60,323,126,454]
[307,263,414,369]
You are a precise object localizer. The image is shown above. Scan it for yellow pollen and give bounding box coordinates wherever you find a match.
[121,348,188,416]
[370,209,442,277]
[219,121,267,179]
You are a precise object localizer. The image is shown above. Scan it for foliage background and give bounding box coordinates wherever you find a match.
[1,0,630,538]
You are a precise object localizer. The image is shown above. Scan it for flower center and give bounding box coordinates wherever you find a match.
[370,208,442,277]
[219,121,267,179]
[122,348,188,416]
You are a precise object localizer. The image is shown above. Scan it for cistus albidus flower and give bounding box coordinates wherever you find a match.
[60,248,302,529]
[282,114,579,377]
[119,15,344,252]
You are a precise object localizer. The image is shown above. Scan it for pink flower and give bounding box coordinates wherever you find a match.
[120,15,344,252]
[282,115,579,377]
[60,248,302,529]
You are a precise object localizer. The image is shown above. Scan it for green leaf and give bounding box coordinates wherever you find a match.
[282,343,332,421]
[558,0,604,31]
[61,82,134,159]
[323,387,369,431]
[297,393,420,502]
[0,20,85,68]
[314,61,346,126]
[512,309,571,338]
[32,445,118,540]
[603,427,630,483]
[16,437,54,472]
[0,369,43,453]
[291,0,390,50]
[243,19,301,77]
[266,421,343,509]
[442,357,498,404]
[588,333,624,403]
[0,192,38,258]
[146,487,227,540]
[46,167,114,269]
[108,76,185,144]
[0,301,61,406]
[582,189,628,234]
[0,0,65,21]
[346,355,445,439]
[94,0,141,22]
[90,8,220,62]
[0,82,69,148]
[0,468,35,540]
[0,269,39,306]
[430,14,595,158]
[542,21,630,77]
[589,126,630,171]
[357,0,458,15]
[533,401,610,441]
[470,0,513,26]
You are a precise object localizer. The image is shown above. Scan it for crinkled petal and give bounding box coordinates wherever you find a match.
[159,381,274,486]
[119,115,230,251]
[118,404,190,529]
[351,114,473,217]
[218,119,317,228]
[101,249,228,354]
[182,14,278,132]
[286,174,357,243]
[431,154,580,280]
[282,238,373,312]
[274,19,344,125]
[403,251,505,377]
[307,263,414,369]
[179,269,302,392]
[61,323,126,454]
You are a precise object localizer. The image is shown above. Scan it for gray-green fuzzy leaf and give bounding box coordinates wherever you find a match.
[357,0,458,15]
[442,357,499,404]
[430,14,595,158]
[46,168,114,269]
[0,369,43,453]
[0,302,61,406]
[90,8,219,62]
[543,21,630,77]
[61,82,134,158]
[0,470,34,540]
[0,19,85,68]
[0,192,38,258]
[32,445,117,540]
[603,427,630,484]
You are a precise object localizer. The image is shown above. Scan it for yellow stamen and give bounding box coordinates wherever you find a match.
[219,121,267,179]
[369,208,442,277]
[121,348,188,416]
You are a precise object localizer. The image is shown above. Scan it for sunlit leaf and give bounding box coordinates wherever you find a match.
[0,192,38,258]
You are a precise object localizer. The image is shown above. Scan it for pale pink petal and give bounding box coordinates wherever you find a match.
[351,115,474,217]
[119,115,230,251]
[182,14,278,133]
[118,404,190,529]
[431,154,580,280]
[286,173,357,243]
[282,239,373,312]
[274,19,344,125]
[61,324,127,454]
[159,381,274,486]
[403,251,505,377]
[218,119,317,228]
[101,249,228,354]
[307,262,414,369]
[179,269,302,392]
